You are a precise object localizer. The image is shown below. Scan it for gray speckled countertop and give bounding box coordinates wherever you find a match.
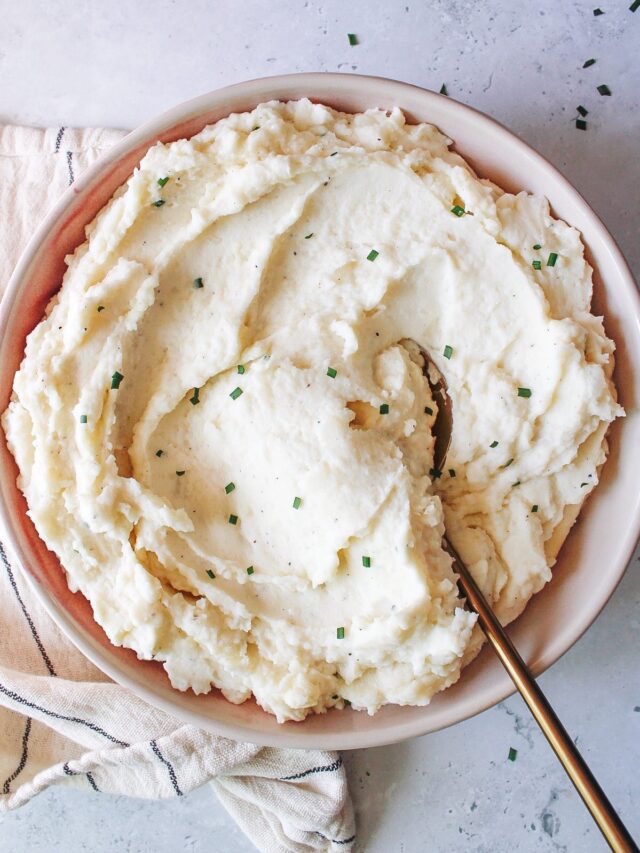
[1,1,639,850]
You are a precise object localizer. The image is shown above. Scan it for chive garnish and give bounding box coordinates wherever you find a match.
[193,277,204,289]
[206,569,215,579]
[379,403,389,415]
[155,449,163,457]
[593,7,604,14]
[305,233,314,239]
[508,747,518,762]
[367,249,379,262]
[337,626,345,639]
[583,58,596,68]
[429,467,442,479]
[532,505,539,513]
[448,468,456,477]
[597,84,611,96]
[443,345,453,359]
[533,243,542,250]
[424,406,433,415]
[176,470,185,476]
[230,387,243,400]
[581,481,589,487]
[246,566,254,576]
[189,387,200,405]
[576,119,587,131]
[439,83,448,96]
[451,205,465,217]
[327,367,338,379]
[292,496,302,509]
[577,105,589,117]
[111,371,124,389]
[532,260,542,270]
[330,151,338,157]
[237,365,245,375]
[362,556,371,568]
[490,440,499,448]
[502,458,514,468]
[80,414,87,423]
[225,482,235,494]
[157,176,169,187]
[547,252,558,267]
[228,514,238,525]
[97,305,105,312]
[517,387,532,398]
[152,199,165,207]
[347,33,358,45]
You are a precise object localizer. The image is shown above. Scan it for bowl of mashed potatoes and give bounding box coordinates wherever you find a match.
[1,74,639,749]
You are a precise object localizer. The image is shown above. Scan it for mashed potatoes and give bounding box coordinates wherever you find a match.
[2,100,622,721]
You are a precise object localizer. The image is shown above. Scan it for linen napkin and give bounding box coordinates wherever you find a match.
[0,125,356,853]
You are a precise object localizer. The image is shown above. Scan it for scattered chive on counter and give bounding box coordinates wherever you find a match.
[336,627,345,639]
[230,387,243,400]
[152,199,165,207]
[111,371,124,390]
[362,556,371,568]
[379,403,389,415]
[327,366,338,378]
[443,345,453,359]
[347,33,358,45]
[547,252,558,267]
[228,514,239,525]
[157,176,169,187]
[292,496,302,509]
[193,277,204,289]
[189,387,200,405]
[439,84,448,96]
[80,414,87,424]
[597,84,611,96]
[583,58,596,68]
[367,249,379,261]
[577,106,588,117]
[225,482,235,494]
[206,569,215,579]
[593,7,604,14]
[517,387,532,398]
[631,0,640,11]
[508,747,518,762]
[576,119,588,131]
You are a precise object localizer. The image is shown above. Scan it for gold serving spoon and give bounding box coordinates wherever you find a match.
[420,347,638,853]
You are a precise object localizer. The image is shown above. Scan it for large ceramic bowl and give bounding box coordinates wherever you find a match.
[1,74,639,750]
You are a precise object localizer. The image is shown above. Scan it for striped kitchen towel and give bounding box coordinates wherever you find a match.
[0,126,355,853]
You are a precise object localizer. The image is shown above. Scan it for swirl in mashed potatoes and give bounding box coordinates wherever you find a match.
[2,100,622,721]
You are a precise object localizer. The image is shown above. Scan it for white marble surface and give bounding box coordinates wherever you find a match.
[1,1,639,850]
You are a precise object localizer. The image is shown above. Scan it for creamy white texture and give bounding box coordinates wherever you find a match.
[2,100,622,721]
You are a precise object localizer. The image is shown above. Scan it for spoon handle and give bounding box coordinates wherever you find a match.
[448,544,638,853]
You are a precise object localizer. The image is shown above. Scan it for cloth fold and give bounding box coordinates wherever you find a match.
[0,126,355,853]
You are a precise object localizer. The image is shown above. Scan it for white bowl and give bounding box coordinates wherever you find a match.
[1,74,639,750]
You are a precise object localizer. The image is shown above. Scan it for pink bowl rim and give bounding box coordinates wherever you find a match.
[1,72,639,750]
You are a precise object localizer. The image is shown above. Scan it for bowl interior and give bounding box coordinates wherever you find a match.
[1,74,639,750]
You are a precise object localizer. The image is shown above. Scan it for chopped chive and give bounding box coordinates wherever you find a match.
[577,105,589,117]
[189,387,200,405]
[379,403,389,415]
[532,260,542,270]
[362,556,371,568]
[230,387,243,400]
[547,252,558,267]
[155,449,164,457]
[157,176,169,187]
[439,83,448,96]
[252,125,260,131]
[631,0,640,11]
[424,406,433,416]
[581,481,589,487]
[176,470,185,476]
[246,566,254,576]
[513,480,521,487]
[508,747,518,762]
[305,233,314,239]
[451,204,465,217]
[337,626,345,639]
[327,366,338,379]
[206,569,215,579]
[593,7,604,14]
[532,243,542,250]
[367,249,379,262]
[225,482,235,494]
[332,694,339,700]
[443,344,453,359]
[344,698,352,706]
[583,58,596,68]
[597,84,611,96]
[330,151,338,157]
[292,496,302,509]
[532,504,539,513]
[517,387,532,398]
[193,277,204,289]
[237,364,245,375]
[97,305,105,312]
[576,119,588,131]
[502,458,514,469]
[429,467,442,479]
[152,199,165,207]
[111,371,124,389]
[228,514,238,525]
[448,468,456,478]
[490,440,499,448]
[80,414,88,424]
[347,33,358,45]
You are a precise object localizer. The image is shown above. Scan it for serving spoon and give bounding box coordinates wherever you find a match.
[419,346,638,853]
